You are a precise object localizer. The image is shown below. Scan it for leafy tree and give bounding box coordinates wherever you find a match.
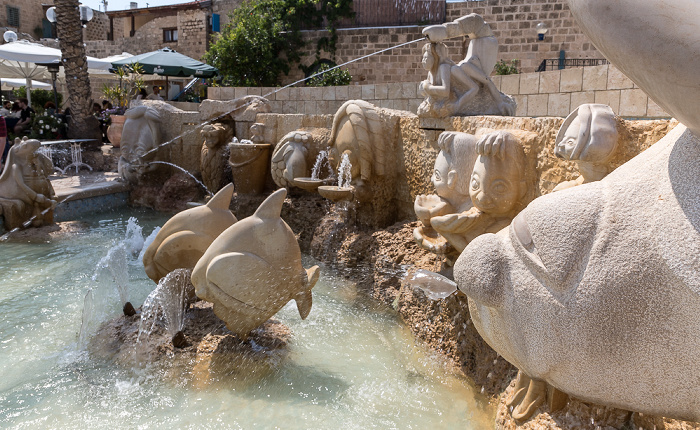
[306,63,352,87]
[493,59,520,75]
[204,0,354,87]
[12,88,63,112]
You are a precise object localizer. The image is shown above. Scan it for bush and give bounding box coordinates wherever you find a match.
[30,114,66,140]
[204,0,353,87]
[12,88,63,113]
[306,63,352,87]
[493,59,520,75]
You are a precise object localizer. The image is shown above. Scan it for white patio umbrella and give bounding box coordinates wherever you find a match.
[0,40,119,105]
[0,78,51,90]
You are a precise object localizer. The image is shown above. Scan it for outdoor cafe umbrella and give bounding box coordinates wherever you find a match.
[110,47,218,78]
[110,47,218,100]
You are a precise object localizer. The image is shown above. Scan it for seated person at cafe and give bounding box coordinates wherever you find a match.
[146,85,164,101]
[14,98,34,135]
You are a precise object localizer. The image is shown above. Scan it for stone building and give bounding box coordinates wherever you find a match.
[0,0,48,40]
[84,0,215,61]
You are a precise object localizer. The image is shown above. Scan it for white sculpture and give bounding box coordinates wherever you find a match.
[118,106,162,184]
[0,138,56,230]
[142,184,237,283]
[191,188,320,339]
[418,14,516,118]
[270,131,313,188]
[414,131,532,257]
[553,104,619,192]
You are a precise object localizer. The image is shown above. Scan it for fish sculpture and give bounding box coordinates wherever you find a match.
[191,188,320,339]
[142,183,237,283]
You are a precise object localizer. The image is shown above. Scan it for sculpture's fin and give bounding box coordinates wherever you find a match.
[254,188,287,220]
[206,183,234,210]
[295,266,319,319]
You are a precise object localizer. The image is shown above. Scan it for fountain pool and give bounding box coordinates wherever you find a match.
[0,208,494,429]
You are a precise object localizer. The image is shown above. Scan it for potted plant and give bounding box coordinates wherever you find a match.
[102,63,144,147]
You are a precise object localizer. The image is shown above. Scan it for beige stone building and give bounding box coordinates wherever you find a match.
[0,0,49,40]
[84,1,216,61]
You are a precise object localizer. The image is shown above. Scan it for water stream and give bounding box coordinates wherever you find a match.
[0,208,495,428]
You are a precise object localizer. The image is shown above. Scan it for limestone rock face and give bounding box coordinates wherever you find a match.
[191,188,320,339]
[142,184,237,283]
[455,124,700,421]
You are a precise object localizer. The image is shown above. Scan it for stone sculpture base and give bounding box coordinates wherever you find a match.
[92,301,290,387]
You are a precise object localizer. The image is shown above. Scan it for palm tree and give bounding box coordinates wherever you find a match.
[54,0,101,143]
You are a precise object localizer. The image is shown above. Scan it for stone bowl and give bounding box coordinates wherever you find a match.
[292,177,324,192]
[317,185,354,202]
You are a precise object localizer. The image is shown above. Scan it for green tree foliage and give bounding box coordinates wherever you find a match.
[306,63,352,86]
[12,88,64,112]
[204,0,354,87]
[493,59,520,75]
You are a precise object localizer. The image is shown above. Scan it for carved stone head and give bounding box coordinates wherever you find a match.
[470,131,529,217]
[555,103,618,165]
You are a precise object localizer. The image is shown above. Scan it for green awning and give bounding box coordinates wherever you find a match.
[110,47,218,78]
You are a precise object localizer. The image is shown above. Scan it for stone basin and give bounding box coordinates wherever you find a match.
[292,177,324,192]
[317,185,354,202]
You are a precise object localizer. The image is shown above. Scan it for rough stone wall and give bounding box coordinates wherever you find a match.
[211,0,242,28]
[84,10,109,41]
[0,0,45,39]
[86,9,209,60]
[176,9,209,61]
[253,111,676,221]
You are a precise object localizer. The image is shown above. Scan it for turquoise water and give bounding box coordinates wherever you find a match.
[0,208,494,429]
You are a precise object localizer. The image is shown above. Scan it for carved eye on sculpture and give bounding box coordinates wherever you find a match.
[470,174,481,191]
[491,180,508,195]
[555,138,576,159]
[433,169,441,182]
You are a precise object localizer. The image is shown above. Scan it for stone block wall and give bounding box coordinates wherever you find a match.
[176,9,209,60]
[282,0,603,86]
[208,65,670,119]
[86,9,209,60]
[85,10,110,42]
[494,64,669,118]
[285,25,456,87]
[0,0,45,39]
[445,0,602,73]
[211,0,243,28]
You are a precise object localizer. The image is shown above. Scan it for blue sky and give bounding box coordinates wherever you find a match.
[80,0,194,12]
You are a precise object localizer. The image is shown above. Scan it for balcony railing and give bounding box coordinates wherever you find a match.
[536,58,610,72]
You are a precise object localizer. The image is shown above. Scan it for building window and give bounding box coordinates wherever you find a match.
[163,28,177,42]
[7,6,20,28]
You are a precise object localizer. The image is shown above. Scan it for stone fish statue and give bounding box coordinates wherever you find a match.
[142,183,237,283]
[455,123,700,421]
[451,0,700,421]
[0,137,56,230]
[191,188,320,339]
